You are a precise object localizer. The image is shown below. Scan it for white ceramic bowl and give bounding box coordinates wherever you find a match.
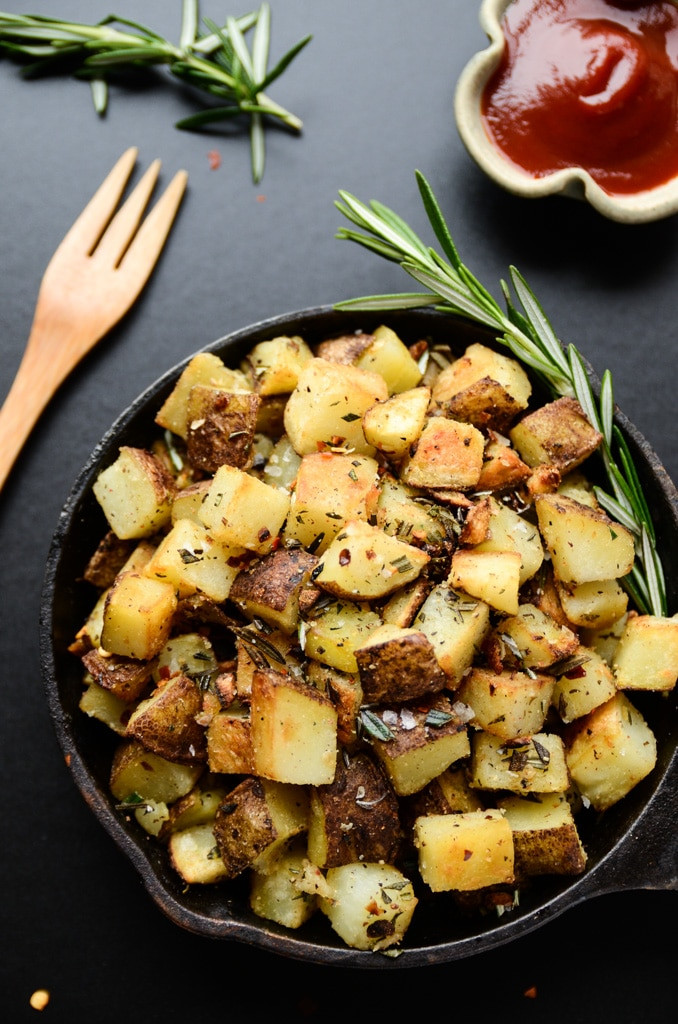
[454,0,678,224]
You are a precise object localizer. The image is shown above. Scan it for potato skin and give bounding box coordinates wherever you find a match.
[126,673,207,764]
[354,627,447,703]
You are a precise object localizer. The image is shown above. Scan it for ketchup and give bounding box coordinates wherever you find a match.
[481,0,678,195]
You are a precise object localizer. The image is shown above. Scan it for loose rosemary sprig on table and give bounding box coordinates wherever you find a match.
[0,1,310,182]
[335,171,667,617]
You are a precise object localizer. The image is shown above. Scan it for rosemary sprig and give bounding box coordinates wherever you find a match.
[0,1,311,182]
[335,171,667,617]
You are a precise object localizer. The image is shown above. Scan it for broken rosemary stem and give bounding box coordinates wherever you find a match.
[0,1,311,182]
[334,171,667,617]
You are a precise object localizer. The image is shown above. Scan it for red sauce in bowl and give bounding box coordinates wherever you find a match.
[481,0,678,195]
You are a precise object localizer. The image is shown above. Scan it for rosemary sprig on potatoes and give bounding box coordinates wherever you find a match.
[334,172,667,617]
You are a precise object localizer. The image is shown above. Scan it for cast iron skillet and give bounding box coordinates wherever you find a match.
[41,306,678,969]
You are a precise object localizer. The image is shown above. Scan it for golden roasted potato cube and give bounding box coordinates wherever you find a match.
[305,660,363,749]
[243,334,313,395]
[228,547,318,634]
[381,578,431,628]
[170,480,211,524]
[494,602,579,669]
[552,645,617,723]
[169,824,229,884]
[432,343,531,419]
[307,751,402,868]
[402,767,484,824]
[581,614,628,665]
[80,648,153,703]
[509,396,603,473]
[362,386,431,459]
[110,739,202,804]
[155,352,251,438]
[143,518,244,602]
[314,331,373,363]
[161,784,227,836]
[185,386,260,473]
[354,622,447,703]
[319,862,418,951]
[302,598,382,674]
[198,464,290,552]
[249,842,321,929]
[354,324,423,394]
[565,693,657,810]
[250,669,338,785]
[79,679,130,735]
[93,446,175,539]
[284,452,379,554]
[555,577,629,630]
[261,434,302,492]
[283,357,388,456]
[471,496,544,584]
[413,584,491,685]
[469,732,570,794]
[101,572,177,660]
[476,437,532,492]
[212,776,309,878]
[206,703,254,775]
[457,667,554,740]
[375,475,450,558]
[368,694,471,796]
[233,630,303,697]
[154,631,218,682]
[400,417,485,490]
[611,614,678,692]
[414,809,514,893]
[498,792,587,876]
[557,470,599,508]
[449,549,522,615]
[314,518,429,600]
[125,673,206,764]
[535,493,635,584]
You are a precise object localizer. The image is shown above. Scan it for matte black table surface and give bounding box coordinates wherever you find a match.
[1,2,676,1021]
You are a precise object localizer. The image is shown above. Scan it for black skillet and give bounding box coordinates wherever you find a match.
[40,306,678,969]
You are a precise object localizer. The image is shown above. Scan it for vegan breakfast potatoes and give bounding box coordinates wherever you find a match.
[71,325,678,953]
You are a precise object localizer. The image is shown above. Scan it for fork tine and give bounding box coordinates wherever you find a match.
[55,146,139,257]
[93,158,162,267]
[116,169,189,289]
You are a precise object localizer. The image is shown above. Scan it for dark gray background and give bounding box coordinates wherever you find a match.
[1,2,675,1021]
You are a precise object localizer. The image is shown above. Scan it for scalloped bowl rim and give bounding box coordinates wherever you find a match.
[454,0,678,224]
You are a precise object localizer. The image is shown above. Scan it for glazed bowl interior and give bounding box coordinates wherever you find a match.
[41,306,678,968]
[454,0,678,224]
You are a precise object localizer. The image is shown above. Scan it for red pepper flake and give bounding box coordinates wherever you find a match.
[256,194,267,202]
[463,849,473,861]
[523,986,538,999]
[339,548,351,566]
[64,753,71,767]
[207,149,222,170]
[565,665,587,679]
[258,527,271,543]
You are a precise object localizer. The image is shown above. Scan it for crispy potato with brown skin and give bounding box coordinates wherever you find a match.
[400,417,485,490]
[314,332,374,364]
[302,598,382,674]
[93,446,175,540]
[498,793,587,878]
[109,739,203,804]
[80,648,153,703]
[380,578,431,628]
[510,396,603,473]
[205,704,254,774]
[476,436,532,493]
[82,531,136,589]
[431,343,531,419]
[354,623,447,703]
[305,660,363,749]
[228,547,319,634]
[155,351,251,438]
[126,673,207,764]
[492,602,579,670]
[185,386,260,472]
[307,751,402,868]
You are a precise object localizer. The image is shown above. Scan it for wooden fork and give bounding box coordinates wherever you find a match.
[0,146,188,492]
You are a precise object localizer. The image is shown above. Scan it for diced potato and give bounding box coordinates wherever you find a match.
[161,784,227,836]
[283,357,388,456]
[93,446,175,539]
[249,842,321,929]
[432,342,531,425]
[78,678,131,735]
[305,660,363,749]
[471,496,544,584]
[362,386,431,459]
[552,645,617,723]
[206,703,254,775]
[261,435,302,492]
[229,547,318,634]
[400,417,485,490]
[456,667,554,740]
[402,767,484,822]
[565,693,657,810]
[212,776,309,877]
[169,824,229,884]
[110,739,202,804]
[302,599,382,674]
[307,751,401,868]
[243,335,313,395]
[556,577,629,630]
[284,452,379,554]
[155,351,251,438]
[314,332,373,364]
[493,602,579,669]
[413,584,491,685]
[234,630,302,697]
[448,549,522,615]
[476,437,531,493]
[498,792,587,876]
[125,674,206,764]
[319,862,418,951]
[375,474,450,552]
[354,622,446,703]
[581,614,628,665]
[355,324,423,394]
[185,386,260,473]
[153,632,218,683]
[611,614,678,692]
[143,518,244,602]
[469,732,570,794]
[314,518,429,600]
[80,648,153,703]
[509,396,603,473]
[368,694,471,796]
[170,480,211,524]
[101,572,177,660]
[414,809,514,892]
[82,531,136,589]
[250,669,338,785]
[535,493,635,585]
[380,578,431,628]
[198,464,290,552]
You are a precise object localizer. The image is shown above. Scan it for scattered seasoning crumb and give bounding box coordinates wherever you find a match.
[29,989,50,1011]
[256,194,267,202]
[207,149,221,170]
[523,985,538,999]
